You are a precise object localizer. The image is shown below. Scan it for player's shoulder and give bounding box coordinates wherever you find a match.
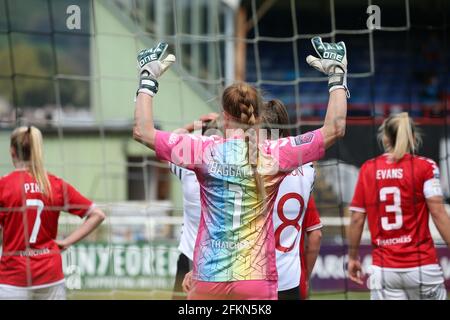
[0,170,27,184]
[359,156,379,171]
[412,155,440,178]
[161,130,219,146]
[196,133,223,149]
[208,134,223,142]
[46,172,62,182]
[0,172,11,193]
[261,136,290,150]
[46,173,69,188]
[356,156,387,180]
[193,133,221,143]
[0,170,16,182]
[413,155,438,167]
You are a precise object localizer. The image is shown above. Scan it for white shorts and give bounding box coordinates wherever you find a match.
[368,264,447,300]
[0,282,66,300]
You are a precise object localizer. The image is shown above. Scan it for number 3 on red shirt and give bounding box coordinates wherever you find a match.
[380,186,403,231]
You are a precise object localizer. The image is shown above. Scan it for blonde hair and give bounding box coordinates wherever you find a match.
[377,112,422,161]
[11,126,51,197]
[222,83,265,199]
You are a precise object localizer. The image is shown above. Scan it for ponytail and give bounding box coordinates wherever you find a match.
[378,112,422,161]
[391,113,415,161]
[11,126,51,197]
[245,127,266,200]
[29,127,51,197]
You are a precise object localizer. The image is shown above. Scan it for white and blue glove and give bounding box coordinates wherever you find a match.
[136,42,176,97]
[306,36,350,97]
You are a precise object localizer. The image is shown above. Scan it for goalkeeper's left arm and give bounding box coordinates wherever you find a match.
[133,43,176,150]
[306,36,349,149]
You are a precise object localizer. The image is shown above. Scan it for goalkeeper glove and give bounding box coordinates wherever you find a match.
[136,42,176,97]
[306,36,350,97]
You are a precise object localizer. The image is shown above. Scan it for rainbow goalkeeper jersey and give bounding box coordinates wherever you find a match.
[155,129,324,282]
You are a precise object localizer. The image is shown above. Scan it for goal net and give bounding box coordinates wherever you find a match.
[0,0,449,300]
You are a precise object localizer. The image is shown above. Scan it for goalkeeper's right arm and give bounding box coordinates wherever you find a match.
[133,42,175,150]
[134,93,156,149]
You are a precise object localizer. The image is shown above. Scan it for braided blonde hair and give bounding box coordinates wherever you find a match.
[222,83,265,199]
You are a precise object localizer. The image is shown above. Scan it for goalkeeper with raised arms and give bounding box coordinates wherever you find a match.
[133,37,349,299]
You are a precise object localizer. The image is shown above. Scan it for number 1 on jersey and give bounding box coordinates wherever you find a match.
[27,199,45,244]
[229,184,243,229]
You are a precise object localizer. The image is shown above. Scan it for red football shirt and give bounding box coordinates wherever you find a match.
[299,196,322,299]
[0,169,94,287]
[350,153,443,269]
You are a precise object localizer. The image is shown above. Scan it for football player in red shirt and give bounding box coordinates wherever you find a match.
[299,196,322,300]
[0,126,106,299]
[347,112,450,300]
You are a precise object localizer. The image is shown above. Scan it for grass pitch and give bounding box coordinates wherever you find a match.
[67,290,371,300]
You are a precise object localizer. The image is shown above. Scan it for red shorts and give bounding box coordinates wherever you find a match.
[188,279,277,300]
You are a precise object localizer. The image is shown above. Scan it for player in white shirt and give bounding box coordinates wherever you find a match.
[170,163,199,299]
[261,99,323,300]
[273,163,321,299]
[298,196,323,299]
